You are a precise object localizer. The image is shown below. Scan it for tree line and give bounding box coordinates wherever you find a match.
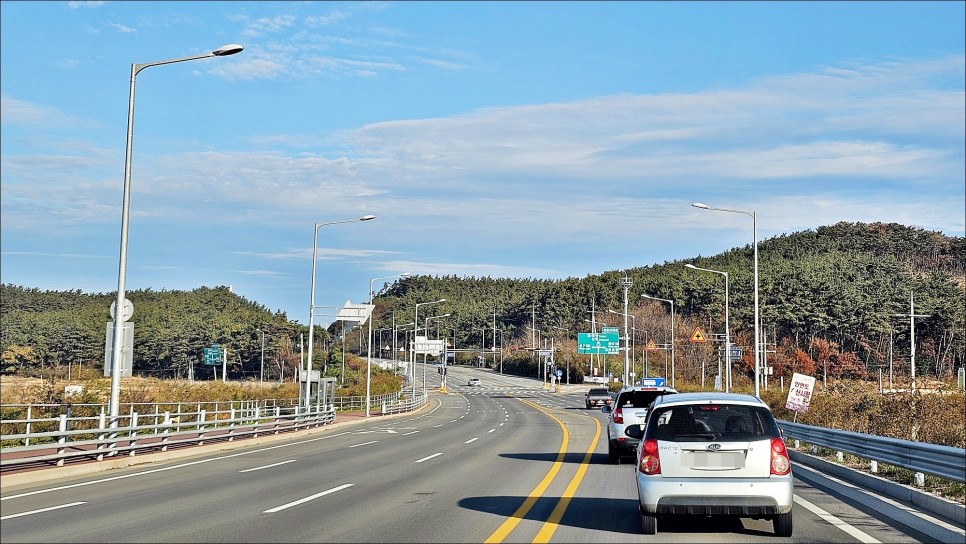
[2,222,964,389]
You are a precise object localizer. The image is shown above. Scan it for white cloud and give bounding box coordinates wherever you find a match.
[106,22,136,33]
[243,14,296,37]
[67,1,105,9]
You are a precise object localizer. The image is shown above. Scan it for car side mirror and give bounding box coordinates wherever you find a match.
[601,405,612,414]
[625,424,644,439]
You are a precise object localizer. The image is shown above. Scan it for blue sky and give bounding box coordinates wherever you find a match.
[2,1,964,327]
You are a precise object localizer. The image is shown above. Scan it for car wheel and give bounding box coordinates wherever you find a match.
[640,505,657,535]
[773,512,792,537]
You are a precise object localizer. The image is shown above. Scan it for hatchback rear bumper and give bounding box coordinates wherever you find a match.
[637,474,794,515]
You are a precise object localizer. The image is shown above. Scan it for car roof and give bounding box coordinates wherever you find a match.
[616,385,678,395]
[650,392,766,408]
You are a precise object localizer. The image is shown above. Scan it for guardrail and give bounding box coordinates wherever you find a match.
[0,392,418,471]
[778,419,966,484]
[382,392,429,415]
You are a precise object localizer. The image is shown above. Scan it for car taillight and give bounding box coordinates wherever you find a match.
[770,438,791,475]
[638,439,661,475]
[613,408,624,424]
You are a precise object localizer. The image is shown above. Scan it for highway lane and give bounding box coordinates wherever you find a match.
[0,366,942,543]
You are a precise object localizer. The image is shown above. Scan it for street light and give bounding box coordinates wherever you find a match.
[692,202,760,397]
[642,294,675,388]
[424,313,450,395]
[412,299,446,396]
[685,263,731,392]
[366,273,411,417]
[108,44,244,426]
[255,328,266,384]
[305,215,375,408]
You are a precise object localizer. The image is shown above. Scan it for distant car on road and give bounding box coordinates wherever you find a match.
[467,378,481,386]
[584,387,612,409]
[624,392,793,536]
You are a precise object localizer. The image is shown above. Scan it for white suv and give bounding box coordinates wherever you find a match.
[602,378,677,463]
[624,392,794,536]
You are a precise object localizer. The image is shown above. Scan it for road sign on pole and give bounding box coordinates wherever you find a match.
[577,332,620,354]
[203,345,222,366]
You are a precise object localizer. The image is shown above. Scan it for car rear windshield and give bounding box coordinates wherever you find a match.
[615,390,675,409]
[589,389,609,395]
[644,404,780,442]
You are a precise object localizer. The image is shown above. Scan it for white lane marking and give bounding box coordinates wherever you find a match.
[414,453,443,463]
[464,437,480,444]
[795,464,965,535]
[793,494,880,543]
[349,441,378,448]
[263,484,354,513]
[488,429,496,433]
[1,431,356,501]
[402,430,420,436]
[1,501,86,520]
[434,424,444,428]
[239,460,296,473]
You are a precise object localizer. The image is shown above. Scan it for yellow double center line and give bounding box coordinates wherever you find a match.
[484,399,602,544]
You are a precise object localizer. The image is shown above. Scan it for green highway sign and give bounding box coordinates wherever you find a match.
[203,345,222,366]
[577,332,620,355]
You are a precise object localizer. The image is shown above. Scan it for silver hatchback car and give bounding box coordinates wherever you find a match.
[624,392,793,537]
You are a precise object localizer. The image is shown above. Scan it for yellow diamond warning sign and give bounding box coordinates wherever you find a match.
[689,327,707,343]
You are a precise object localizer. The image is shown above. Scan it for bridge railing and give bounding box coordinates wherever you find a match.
[0,392,414,470]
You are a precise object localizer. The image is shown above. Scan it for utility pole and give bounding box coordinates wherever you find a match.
[621,272,632,384]
[894,292,930,393]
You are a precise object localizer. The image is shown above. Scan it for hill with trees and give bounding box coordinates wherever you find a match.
[2,222,964,391]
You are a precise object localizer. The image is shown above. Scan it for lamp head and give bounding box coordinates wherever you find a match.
[685,264,698,269]
[213,44,244,56]
[358,215,376,222]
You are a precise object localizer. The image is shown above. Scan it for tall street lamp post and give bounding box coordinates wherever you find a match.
[412,299,446,396]
[305,215,375,408]
[686,263,731,392]
[692,202,759,397]
[424,313,450,395]
[108,44,244,426]
[642,294,675,388]
[366,273,411,417]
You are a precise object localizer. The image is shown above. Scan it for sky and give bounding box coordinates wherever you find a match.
[1,1,964,328]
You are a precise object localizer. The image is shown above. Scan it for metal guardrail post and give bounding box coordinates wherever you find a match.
[129,411,139,456]
[198,409,206,446]
[56,414,67,467]
[96,410,106,461]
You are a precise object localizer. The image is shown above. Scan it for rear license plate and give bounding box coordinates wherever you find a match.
[691,451,745,468]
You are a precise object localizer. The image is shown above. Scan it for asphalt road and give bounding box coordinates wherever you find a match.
[0,365,950,543]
